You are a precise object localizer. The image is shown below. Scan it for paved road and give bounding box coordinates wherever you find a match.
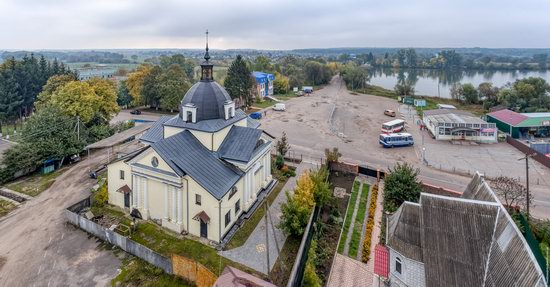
[0,151,120,287]
[260,76,550,218]
[110,108,168,124]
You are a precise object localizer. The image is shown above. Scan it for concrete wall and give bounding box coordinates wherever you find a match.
[389,248,425,287]
[65,208,172,274]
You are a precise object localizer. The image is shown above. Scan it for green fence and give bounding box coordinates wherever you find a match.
[517,213,548,284]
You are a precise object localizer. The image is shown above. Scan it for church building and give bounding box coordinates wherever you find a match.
[106,39,274,244]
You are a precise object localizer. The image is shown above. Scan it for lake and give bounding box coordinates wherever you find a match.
[367,68,550,99]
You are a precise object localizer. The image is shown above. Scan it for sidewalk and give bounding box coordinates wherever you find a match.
[219,162,314,274]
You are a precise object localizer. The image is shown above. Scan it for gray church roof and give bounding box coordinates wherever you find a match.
[218,126,264,163]
[140,116,172,144]
[150,130,243,200]
[181,81,232,122]
[387,173,547,287]
[164,109,247,133]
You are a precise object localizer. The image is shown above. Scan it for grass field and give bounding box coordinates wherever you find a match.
[5,167,68,197]
[348,183,369,258]
[0,199,17,218]
[252,92,298,109]
[112,257,194,287]
[337,180,360,254]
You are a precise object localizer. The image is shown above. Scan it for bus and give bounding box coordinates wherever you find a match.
[379,133,414,148]
[382,119,405,133]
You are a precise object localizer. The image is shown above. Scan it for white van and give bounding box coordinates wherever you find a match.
[273,103,286,111]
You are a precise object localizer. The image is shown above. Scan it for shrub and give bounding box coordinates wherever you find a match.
[278,191,311,237]
[303,239,321,287]
[383,162,421,213]
[93,182,109,208]
[275,155,285,170]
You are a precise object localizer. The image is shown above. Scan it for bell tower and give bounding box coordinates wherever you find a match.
[200,29,213,81]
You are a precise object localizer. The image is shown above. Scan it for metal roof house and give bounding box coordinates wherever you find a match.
[386,172,547,287]
[487,109,550,139]
[422,109,497,143]
[106,42,274,245]
[252,71,275,98]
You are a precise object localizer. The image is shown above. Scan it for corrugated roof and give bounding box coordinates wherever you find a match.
[387,173,547,286]
[86,123,153,149]
[140,116,172,144]
[487,109,528,126]
[151,130,243,200]
[164,109,247,133]
[423,109,473,117]
[218,126,263,162]
[515,117,550,128]
[246,117,261,129]
[426,113,488,125]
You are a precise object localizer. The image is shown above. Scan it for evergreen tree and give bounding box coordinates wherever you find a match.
[224,55,254,108]
[117,80,133,107]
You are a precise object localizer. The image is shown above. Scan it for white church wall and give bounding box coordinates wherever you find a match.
[107,160,131,208]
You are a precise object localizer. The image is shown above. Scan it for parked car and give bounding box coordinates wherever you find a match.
[273,103,286,111]
[249,112,262,119]
[303,86,313,93]
[384,109,396,117]
[130,109,142,115]
[296,91,305,97]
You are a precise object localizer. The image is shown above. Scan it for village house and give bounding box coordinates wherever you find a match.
[386,172,547,287]
[252,71,274,99]
[106,44,274,244]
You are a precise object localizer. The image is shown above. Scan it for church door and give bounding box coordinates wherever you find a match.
[200,221,208,238]
[124,193,130,208]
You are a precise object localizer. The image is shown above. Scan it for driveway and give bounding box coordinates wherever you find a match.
[0,150,121,287]
[259,76,550,218]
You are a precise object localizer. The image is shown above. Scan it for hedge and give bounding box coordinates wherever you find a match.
[362,184,379,263]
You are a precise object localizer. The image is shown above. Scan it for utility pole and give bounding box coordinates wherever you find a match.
[264,201,270,277]
[518,153,535,220]
[77,116,80,141]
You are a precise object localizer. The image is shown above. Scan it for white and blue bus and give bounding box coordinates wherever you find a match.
[379,133,414,148]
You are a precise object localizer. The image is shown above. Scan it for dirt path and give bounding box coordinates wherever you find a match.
[0,150,120,287]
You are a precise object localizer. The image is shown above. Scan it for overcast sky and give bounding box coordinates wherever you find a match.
[1,0,550,50]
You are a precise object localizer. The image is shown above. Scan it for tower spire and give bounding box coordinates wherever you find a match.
[204,29,211,61]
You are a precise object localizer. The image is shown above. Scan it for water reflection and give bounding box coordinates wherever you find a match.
[367,68,550,98]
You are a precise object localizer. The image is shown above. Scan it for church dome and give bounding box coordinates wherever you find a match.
[181,81,232,121]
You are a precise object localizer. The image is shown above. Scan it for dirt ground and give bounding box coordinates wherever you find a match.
[260,76,550,219]
[0,149,122,287]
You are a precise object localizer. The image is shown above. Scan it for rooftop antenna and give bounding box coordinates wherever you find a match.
[204,29,211,61]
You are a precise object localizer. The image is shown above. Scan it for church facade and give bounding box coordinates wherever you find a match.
[106,43,273,244]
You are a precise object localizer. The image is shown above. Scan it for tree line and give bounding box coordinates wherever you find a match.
[344,49,549,71]
[450,77,550,112]
[0,55,75,128]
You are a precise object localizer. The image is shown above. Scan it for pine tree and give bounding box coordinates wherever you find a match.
[224,55,253,108]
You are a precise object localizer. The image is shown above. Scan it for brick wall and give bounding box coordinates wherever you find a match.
[330,161,359,174]
[421,182,462,198]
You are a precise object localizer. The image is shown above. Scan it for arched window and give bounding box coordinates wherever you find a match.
[395,257,402,274]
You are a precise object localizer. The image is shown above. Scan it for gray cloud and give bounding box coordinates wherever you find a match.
[1,0,549,49]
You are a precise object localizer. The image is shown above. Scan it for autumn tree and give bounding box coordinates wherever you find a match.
[276,132,290,156]
[35,74,77,109]
[125,64,153,105]
[490,176,530,211]
[158,65,191,112]
[273,72,290,94]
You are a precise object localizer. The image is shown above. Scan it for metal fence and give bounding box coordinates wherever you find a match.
[517,213,549,285]
[287,205,321,287]
[507,136,550,169]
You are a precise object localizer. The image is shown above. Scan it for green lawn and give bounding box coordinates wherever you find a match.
[252,92,298,109]
[112,257,194,287]
[129,221,265,278]
[0,199,17,218]
[270,235,301,286]
[5,167,68,197]
[337,180,360,254]
[348,183,369,258]
[224,178,288,250]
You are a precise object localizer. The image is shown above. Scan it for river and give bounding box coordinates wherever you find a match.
[367,68,550,99]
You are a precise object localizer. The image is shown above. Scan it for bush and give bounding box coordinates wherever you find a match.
[275,155,285,170]
[278,191,311,237]
[93,182,109,208]
[383,162,421,213]
[303,239,321,287]
[281,165,296,178]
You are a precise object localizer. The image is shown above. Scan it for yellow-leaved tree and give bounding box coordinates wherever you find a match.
[125,64,153,106]
[87,78,120,122]
[294,170,315,208]
[49,81,98,123]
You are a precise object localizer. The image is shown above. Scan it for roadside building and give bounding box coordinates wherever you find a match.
[106,46,274,245]
[252,71,274,98]
[78,68,116,81]
[386,172,547,287]
[486,109,550,139]
[422,109,497,143]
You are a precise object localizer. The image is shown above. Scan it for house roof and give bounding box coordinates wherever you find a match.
[151,130,243,200]
[214,266,277,287]
[85,123,153,149]
[487,109,528,126]
[246,116,261,129]
[218,126,264,163]
[515,116,550,128]
[140,116,172,144]
[164,109,247,133]
[387,172,547,287]
[423,109,473,117]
